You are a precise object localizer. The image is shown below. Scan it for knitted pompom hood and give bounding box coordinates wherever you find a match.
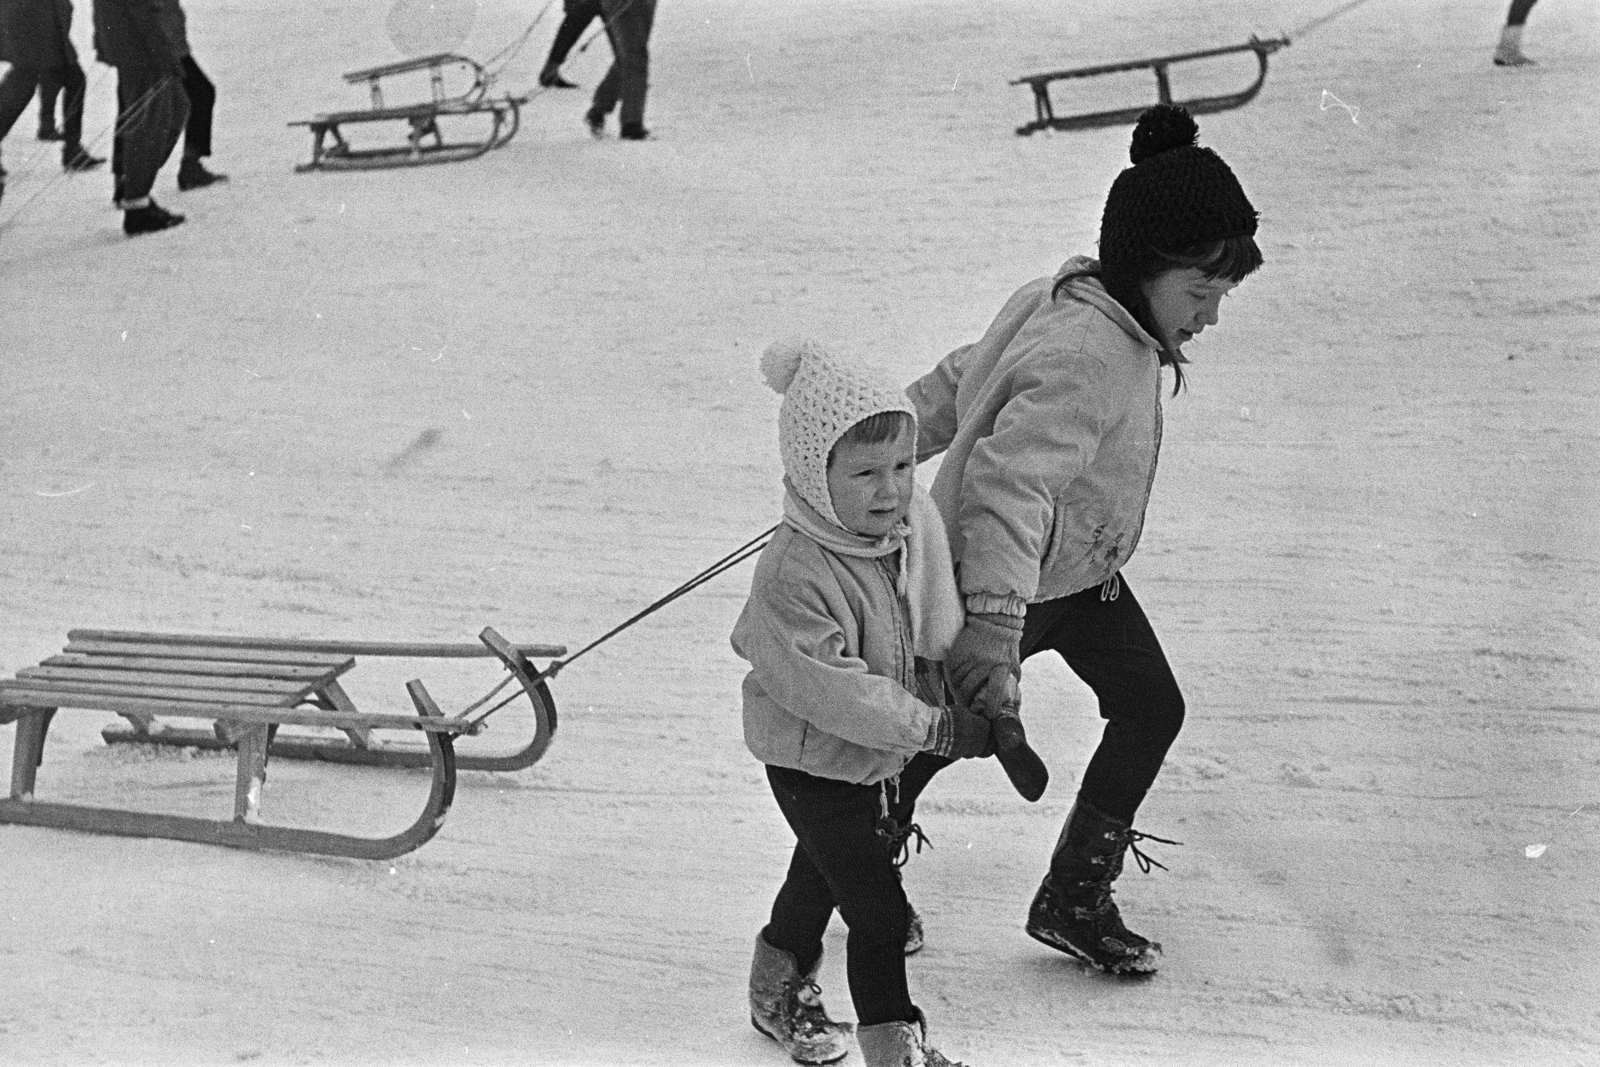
[761,339,917,528]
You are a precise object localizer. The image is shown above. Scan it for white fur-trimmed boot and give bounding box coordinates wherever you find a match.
[1493,25,1535,67]
[856,1009,971,1067]
[749,934,853,1065]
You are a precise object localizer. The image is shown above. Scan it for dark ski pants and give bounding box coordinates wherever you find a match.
[888,577,1186,834]
[111,67,188,202]
[1506,0,1538,26]
[762,765,917,1029]
[545,0,604,70]
[179,56,217,159]
[591,0,655,129]
[1,62,85,149]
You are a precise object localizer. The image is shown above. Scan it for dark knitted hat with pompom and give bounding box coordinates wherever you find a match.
[1098,105,1257,279]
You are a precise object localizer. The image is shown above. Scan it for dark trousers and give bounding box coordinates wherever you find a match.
[545,0,604,70]
[179,55,215,158]
[112,67,188,202]
[591,0,655,129]
[889,578,1186,834]
[35,63,86,139]
[1,62,84,148]
[762,765,916,1029]
[1506,0,1538,26]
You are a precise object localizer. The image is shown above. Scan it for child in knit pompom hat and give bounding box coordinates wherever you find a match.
[732,339,981,1067]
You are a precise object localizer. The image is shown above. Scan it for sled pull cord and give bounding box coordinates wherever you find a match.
[466,524,779,727]
[1289,0,1379,40]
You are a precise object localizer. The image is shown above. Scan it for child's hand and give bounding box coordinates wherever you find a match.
[945,613,1024,705]
[974,667,1026,752]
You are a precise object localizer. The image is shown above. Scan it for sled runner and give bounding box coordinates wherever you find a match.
[289,52,529,171]
[0,627,555,859]
[1012,35,1289,135]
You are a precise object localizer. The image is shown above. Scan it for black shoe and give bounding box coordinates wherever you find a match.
[37,125,62,142]
[123,201,186,236]
[177,157,228,191]
[584,108,606,138]
[63,146,106,172]
[539,68,579,89]
[619,123,650,141]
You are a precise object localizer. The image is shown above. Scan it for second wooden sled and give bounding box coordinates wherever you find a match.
[1013,35,1290,135]
[290,52,529,171]
[87,628,564,773]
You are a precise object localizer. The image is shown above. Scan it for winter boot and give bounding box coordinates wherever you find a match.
[122,199,185,236]
[749,933,853,1065]
[1024,799,1177,975]
[857,1009,971,1067]
[1493,25,1534,67]
[177,155,228,191]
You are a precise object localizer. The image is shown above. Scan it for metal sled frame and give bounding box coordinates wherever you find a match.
[1013,36,1289,136]
[289,52,529,171]
[0,628,552,859]
[89,629,564,773]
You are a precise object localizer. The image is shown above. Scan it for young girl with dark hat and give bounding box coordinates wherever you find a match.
[894,104,1263,976]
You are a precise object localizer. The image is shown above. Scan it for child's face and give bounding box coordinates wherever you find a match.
[826,422,916,538]
[1142,267,1238,353]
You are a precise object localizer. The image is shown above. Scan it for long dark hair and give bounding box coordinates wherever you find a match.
[1054,233,1263,395]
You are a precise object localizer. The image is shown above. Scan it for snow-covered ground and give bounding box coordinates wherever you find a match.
[2,0,1597,1064]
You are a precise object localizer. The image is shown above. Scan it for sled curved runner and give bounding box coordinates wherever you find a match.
[86,629,565,773]
[1013,36,1289,135]
[290,52,529,171]
[0,666,472,860]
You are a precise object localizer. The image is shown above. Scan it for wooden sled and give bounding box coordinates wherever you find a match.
[0,627,551,859]
[1012,36,1289,136]
[290,52,529,171]
[78,629,565,773]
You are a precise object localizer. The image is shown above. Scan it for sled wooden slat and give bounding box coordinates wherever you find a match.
[70,629,567,660]
[0,678,299,707]
[41,654,341,681]
[63,638,353,667]
[16,666,320,698]
[0,687,476,733]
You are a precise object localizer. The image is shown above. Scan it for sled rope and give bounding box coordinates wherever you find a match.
[1288,0,1380,40]
[0,66,138,227]
[481,0,558,79]
[467,523,779,725]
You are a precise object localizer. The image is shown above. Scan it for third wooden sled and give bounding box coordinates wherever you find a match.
[1013,35,1290,135]
[83,628,563,772]
[290,52,529,171]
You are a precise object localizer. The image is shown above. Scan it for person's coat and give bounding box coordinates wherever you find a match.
[91,0,178,70]
[908,256,1165,615]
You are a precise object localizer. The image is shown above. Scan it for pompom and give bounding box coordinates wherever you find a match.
[1129,104,1199,165]
[760,339,809,394]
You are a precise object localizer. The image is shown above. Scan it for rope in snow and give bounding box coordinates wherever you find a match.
[467,523,779,725]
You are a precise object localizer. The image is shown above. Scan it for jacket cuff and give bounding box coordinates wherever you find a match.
[924,707,952,755]
[963,592,1028,619]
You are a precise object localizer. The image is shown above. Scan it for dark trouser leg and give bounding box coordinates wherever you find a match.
[596,0,653,129]
[1021,579,1185,824]
[881,751,953,848]
[54,63,86,149]
[115,68,188,202]
[179,55,214,158]
[545,0,603,69]
[764,766,916,1028]
[36,70,62,133]
[0,66,42,143]
[1506,0,1538,26]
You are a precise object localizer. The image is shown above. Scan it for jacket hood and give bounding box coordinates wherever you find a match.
[1052,256,1162,351]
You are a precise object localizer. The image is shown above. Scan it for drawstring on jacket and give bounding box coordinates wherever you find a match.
[1100,573,1122,601]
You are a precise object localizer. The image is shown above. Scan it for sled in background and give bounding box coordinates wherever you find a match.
[1012,36,1289,136]
[0,626,560,859]
[289,52,529,171]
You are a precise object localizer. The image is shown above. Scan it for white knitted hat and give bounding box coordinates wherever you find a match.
[761,339,917,526]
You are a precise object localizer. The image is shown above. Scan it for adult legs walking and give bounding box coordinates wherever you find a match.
[587,0,656,138]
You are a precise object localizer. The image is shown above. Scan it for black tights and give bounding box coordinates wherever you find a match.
[889,577,1185,835]
[762,765,916,1028]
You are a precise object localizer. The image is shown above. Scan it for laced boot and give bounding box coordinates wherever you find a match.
[857,1009,971,1067]
[749,934,853,1065]
[1025,799,1178,975]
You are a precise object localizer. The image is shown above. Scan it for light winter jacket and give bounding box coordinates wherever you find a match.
[908,257,1165,614]
[731,521,945,786]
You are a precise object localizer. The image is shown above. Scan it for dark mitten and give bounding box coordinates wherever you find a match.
[944,612,1024,705]
[928,706,994,760]
[973,668,1049,802]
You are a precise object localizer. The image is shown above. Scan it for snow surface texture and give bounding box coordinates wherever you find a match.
[1,1,1597,1065]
